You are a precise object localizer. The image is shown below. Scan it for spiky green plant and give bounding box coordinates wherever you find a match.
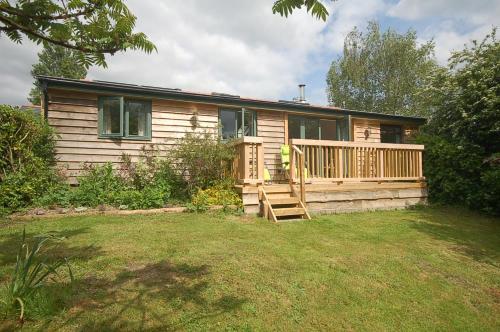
[0,229,73,323]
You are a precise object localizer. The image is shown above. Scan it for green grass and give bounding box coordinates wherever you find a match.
[0,207,499,331]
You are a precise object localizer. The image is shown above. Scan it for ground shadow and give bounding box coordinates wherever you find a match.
[0,227,102,268]
[407,207,500,266]
[0,227,104,328]
[55,260,246,331]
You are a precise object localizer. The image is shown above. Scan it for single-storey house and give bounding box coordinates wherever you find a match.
[37,76,427,221]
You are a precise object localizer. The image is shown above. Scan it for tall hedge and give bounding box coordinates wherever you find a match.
[419,29,500,215]
[0,105,60,213]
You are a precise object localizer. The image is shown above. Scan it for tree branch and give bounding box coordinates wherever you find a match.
[0,4,97,21]
[0,14,121,54]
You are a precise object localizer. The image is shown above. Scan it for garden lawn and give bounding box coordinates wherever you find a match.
[0,207,499,331]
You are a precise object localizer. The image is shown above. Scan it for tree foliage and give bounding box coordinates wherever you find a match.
[326,21,437,116]
[0,0,156,67]
[0,105,60,214]
[423,29,500,155]
[29,44,87,105]
[419,29,500,215]
[272,0,333,21]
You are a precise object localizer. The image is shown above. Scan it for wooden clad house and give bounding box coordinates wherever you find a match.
[38,76,427,220]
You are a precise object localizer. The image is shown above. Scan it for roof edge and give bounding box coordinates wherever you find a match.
[37,75,426,124]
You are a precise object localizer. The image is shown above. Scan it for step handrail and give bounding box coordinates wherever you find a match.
[290,145,306,205]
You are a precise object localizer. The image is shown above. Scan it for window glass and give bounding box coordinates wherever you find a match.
[288,116,302,139]
[320,119,337,140]
[99,96,151,140]
[220,109,237,139]
[381,124,402,143]
[243,110,254,136]
[126,100,147,136]
[304,118,319,140]
[220,109,255,139]
[102,98,121,135]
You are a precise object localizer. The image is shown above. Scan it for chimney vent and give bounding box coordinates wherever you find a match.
[298,84,306,103]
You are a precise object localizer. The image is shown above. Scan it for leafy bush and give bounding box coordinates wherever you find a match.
[0,105,60,214]
[189,180,242,212]
[420,29,500,215]
[169,131,236,195]
[70,162,172,210]
[1,229,73,323]
[70,163,126,207]
[0,105,56,176]
[111,186,170,210]
[120,145,186,201]
[418,136,483,206]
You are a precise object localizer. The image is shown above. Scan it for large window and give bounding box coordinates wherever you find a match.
[98,97,152,140]
[380,124,402,143]
[219,108,256,139]
[288,115,337,140]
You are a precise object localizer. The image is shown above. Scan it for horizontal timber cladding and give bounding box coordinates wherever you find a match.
[352,118,381,143]
[256,110,286,180]
[47,88,219,183]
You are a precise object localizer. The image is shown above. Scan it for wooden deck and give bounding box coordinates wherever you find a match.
[232,137,426,217]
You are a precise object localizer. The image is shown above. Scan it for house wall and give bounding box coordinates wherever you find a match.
[47,89,219,183]
[47,88,420,184]
[351,118,419,144]
[352,118,381,143]
[256,110,286,180]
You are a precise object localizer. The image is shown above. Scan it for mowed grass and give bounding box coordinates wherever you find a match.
[0,207,499,331]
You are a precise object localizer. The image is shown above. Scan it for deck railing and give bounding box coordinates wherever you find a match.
[232,136,264,184]
[289,139,424,183]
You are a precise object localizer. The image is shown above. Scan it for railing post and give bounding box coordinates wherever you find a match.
[338,148,344,179]
[379,149,384,179]
[299,153,305,202]
[257,141,264,182]
[418,150,423,178]
[289,146,295,185]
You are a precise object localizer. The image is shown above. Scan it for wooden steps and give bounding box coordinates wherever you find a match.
[268,197,299,205]
[273,207,306,217]
[260,185,311,222]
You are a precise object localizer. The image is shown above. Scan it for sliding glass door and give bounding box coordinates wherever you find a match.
[288,115,338,141]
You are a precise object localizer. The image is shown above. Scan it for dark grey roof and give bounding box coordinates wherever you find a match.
[38,75,426,124]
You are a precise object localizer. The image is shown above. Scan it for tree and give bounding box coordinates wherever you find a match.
[326,21,437,116]
[424,28,500,155]
[28,44,87,104]
[0,0,156,67]
[418,28,500,215]
[272,0,333,21]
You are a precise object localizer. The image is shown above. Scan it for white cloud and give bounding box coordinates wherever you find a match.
[0,38,40,105]
[323,0,387,53]
[0,0,498,106]
[428,23,495,64]
[388,0,499,25]
[389,0,499,64]
[87,0,329,101]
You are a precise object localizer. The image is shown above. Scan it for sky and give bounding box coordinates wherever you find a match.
[0,0,498,106]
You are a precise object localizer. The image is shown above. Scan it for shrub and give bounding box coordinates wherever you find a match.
[71,163,127,207]
[0,105,56,176]
[70,157,173,210]
[189,180,242,212]
[418,135,500,215]
[120,146,186,201]
[0,158,62,213]
[419,30,500,215]
[169,132,236,195]
[33,184,73,209]
[111,186,170,210]
[0,105,60,214]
